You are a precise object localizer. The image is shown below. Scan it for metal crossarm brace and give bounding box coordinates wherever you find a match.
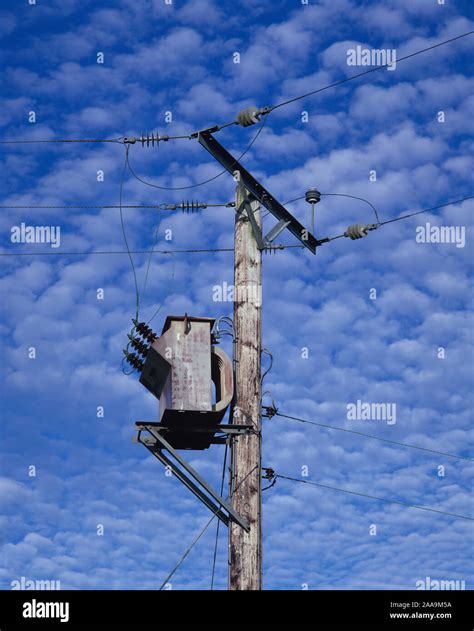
[197,129,319,253]
[134,423,250,531]
[236,183,266,249]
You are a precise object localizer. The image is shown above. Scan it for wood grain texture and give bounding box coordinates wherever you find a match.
[229,186,262,590]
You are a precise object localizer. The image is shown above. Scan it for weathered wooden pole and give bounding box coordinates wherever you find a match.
[229,184,262,590]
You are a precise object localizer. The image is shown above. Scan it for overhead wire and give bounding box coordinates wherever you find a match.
[158,510,218,591]
[321,193,380,224]
[125,113,269,192]
[211,443,228,590]
[118,144,142,375]
[267,31,474,112]
[263,191,381,222]
[261,348,273,384]
[140,208,163,307]
[274,474,474,521]
[324,196,474,243]
[119,145,139,324]
[271,411,473,462]
[0,137,124,145]
[379,196,473,226]
[145,250,176,327]
[0,203,234,210]
[0,247,235,257]
[1,194,472,258]
[1,31,472,147]
[158,463,258,590]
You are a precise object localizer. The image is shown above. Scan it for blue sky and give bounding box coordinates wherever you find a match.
[0,0,473,591]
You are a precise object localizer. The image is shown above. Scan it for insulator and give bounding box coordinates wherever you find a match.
[236,106,261,127]
[129,336,150,357]
[138,132,167,147]
[262,467,275,480]
[262,405,277,419]
[180,200,207,213]
[135,322,157,343]
[123,350,144,371]
[305,188,321,204]
[236,106,271,127]
[346,224,369,240]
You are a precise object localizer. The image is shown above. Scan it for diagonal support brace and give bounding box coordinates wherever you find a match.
[134,423,250,531]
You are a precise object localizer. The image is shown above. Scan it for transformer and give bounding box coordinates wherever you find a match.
[139,315,234,449]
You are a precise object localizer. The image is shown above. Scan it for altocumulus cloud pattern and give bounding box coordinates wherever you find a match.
[0,0,473,591]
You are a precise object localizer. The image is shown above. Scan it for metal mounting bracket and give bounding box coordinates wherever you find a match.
[197,129,320,253]
[134,422,250,531]
[236,183,266,249]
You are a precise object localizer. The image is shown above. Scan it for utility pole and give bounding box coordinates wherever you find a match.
[229,184,262,590]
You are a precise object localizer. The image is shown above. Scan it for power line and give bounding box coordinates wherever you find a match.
[3,31,471,148]
[158,463,258,590]
[0,247,234,258]
[139,210,162,314]
[325,195,473,243]
[118,145,139,323]
[211,443,228,590]
[1,194,471,259]
[321,193,380,224]
[271,411,473,462]
[0,204,174,210]
[0,133,196,146]
[0,203,234,210]
[379,196,473,226]
[268,30,474,111]
[145,251,177,327]
[0,137,124,145]
[275,474,474,521]
[158,510,218,590]
[125,114,269,192]
[264,192,381,222]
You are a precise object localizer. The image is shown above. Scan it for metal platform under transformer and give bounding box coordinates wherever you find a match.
[134,421,252,530]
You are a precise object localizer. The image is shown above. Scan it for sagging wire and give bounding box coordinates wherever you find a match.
[146,251,176,328]
[321,192,381,225]
[119,145,139,322]
[261,347,273,384]
[263,191,381,226]
[125,113,269,192]
[212,316,235,344]
[118,147,173,372]
[119,144,142,376]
